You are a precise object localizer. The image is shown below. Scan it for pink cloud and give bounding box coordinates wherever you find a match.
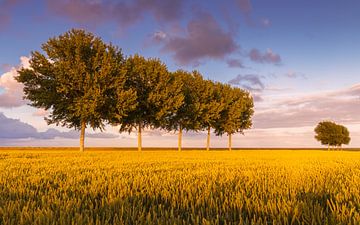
[0,56,29,108]
[46,0,184,29]
[0,0,27,30]
[32,108,49,117]
[236,0,252,14]
[226,58,245,68]
[249,48,281,64]
[234,0,271,28]
[160,13,239,66]
[253,84,360,129]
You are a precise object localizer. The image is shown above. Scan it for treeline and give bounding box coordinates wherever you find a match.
[16,29,254,151]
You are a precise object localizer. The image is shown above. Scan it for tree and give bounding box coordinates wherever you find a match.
[199,81,225,151]
[167,70,219,151]
[314,121,351,150]
[16,29,137,151]
[213,85,254,151]
[115,55,184,151]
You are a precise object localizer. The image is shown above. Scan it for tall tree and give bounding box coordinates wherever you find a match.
[213,85,254,151]
[115,55,184,151]
[199,81,225,151]
[16,29,136,151]
[314,121,350,150]
[167,70,206,151]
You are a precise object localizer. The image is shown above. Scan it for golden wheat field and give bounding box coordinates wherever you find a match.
[1,149,360,225]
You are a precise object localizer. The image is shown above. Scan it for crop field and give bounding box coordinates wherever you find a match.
[1,149,360,224]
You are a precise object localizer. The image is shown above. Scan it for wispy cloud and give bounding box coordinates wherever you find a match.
[285,70,306,79]
[0,0,27,31]
[46,0,185,30]
[0,112,118,139]
[234,0,271,28]
[226,58,245,68]
[248,48,281,64]
[253,84,360,129]
[228,74,265,101]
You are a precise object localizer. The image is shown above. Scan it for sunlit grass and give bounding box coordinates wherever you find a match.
[1,149,360,224]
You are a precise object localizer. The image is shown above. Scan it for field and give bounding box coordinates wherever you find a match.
[1,149,360,224]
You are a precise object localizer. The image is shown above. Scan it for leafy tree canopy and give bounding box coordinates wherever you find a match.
[214,84,254,136]
[117,54,184,133]
[16,29,137,151]
[314,121,351,148]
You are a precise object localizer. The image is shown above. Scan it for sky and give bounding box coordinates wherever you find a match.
[1,0,360,148]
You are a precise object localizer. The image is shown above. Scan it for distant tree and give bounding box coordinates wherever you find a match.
[213,85,254,151]
[314,121,350,150]
[114,55,184,151]
[16,29,137,152]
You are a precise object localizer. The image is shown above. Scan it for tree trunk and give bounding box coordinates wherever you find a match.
[178,125,182,151]
[80,120,86,152]
[228,133,232,151]
[138,122,142,152]
[206,126,210,151]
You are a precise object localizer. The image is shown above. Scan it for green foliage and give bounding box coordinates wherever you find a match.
[1,150,360,224]
[116,55,184,133]
[16,29,136,131]
[16,28,255,149]
[314,121,351,148]
[214,84,254,136]
[167,70,211,132]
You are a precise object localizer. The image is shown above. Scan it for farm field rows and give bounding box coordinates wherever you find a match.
[1,149,360,224]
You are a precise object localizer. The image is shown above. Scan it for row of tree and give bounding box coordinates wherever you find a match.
[16,29,254,151]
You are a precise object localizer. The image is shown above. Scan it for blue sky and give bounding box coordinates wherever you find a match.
[1,0,360,147]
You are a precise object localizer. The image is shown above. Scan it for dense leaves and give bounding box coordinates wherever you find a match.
[314,121,351,149]
[16,29,137,151]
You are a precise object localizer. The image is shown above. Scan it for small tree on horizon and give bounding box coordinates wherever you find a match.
[314,121,351,150]
[16,29,136,152]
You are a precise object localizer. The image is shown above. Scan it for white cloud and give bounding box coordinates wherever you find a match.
[0,56,29,108]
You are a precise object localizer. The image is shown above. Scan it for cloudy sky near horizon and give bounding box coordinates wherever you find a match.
[1,0,360,148]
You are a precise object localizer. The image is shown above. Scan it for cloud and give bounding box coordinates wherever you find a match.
[260,18,271,27]
[228,74,265,92]
[46,0,184,29]
[32,108,49,117]
[0,0,27,31]
[285,70,306,79]
[0,112,118,139]
[0,56,29,108]
[159,12,238,66]
[236,0,252,14]
[249,48,281,64]
[226,58,245,68]
[253,84,360,129]
[228,74,265,101]
[234,0,271,28]
[0,64,12,72]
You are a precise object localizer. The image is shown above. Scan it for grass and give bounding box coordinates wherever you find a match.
[1,149,360,224]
